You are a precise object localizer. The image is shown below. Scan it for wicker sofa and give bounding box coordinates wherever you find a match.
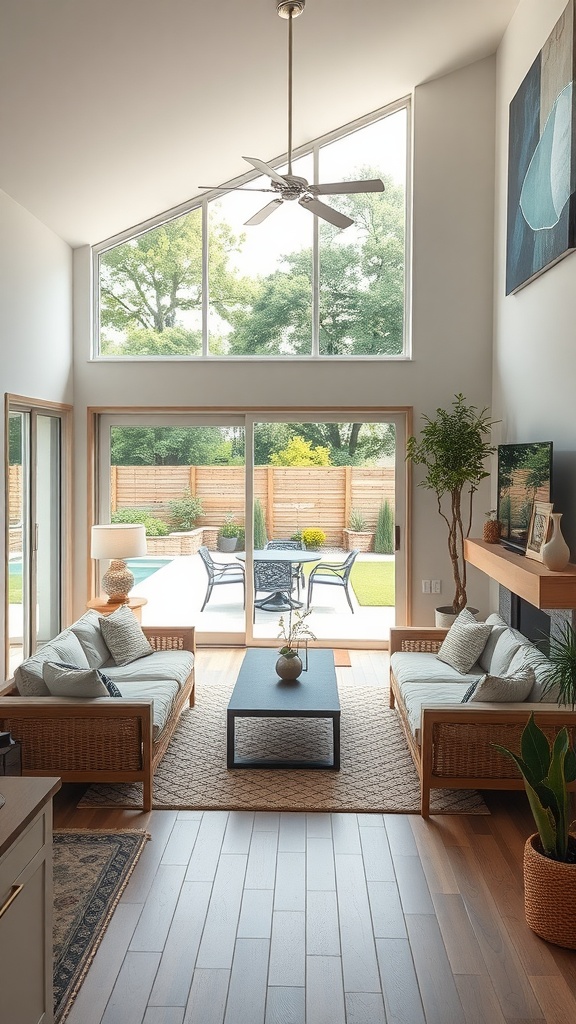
[389,615,576,816]
[0,610,195,811]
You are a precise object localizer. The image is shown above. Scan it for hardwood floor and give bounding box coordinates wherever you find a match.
[53,650,576,1024]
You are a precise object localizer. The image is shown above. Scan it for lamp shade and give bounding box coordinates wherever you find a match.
[91,524,147,560]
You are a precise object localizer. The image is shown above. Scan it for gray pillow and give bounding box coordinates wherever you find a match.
[14,629,89,696]
[70,611,111,668]
[436,610,492,674]
[42,661,121,697]
[461,666,535,703]
[99,605,154,666]
[478,614,509,672]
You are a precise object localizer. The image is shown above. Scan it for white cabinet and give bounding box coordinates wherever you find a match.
[0,778,60,1024]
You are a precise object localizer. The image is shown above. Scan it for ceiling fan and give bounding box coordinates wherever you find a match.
[199,0,384,229]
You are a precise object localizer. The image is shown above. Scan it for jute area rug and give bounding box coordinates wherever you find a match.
[79,681,488,814]
[53,829,148,1024]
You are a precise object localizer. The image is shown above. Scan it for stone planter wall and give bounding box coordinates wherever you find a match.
[343,528,374,552]
[145,526,219,556]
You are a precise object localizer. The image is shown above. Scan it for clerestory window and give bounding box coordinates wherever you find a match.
[93,100,409,360]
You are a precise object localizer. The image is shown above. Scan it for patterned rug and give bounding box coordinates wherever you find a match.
[53,829,148,1023]
[79,682,488,814]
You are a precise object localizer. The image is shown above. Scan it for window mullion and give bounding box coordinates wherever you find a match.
[312,143,319,357]
[202,198,209,356]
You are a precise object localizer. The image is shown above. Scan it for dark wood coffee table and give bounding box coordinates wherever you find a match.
[227,648,340,770]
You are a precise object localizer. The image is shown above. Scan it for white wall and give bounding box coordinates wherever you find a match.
[494,0,576,561]
[72,56,496,623]
[0,189,73,668]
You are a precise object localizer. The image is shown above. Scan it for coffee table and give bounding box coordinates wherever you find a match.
[227,648,340,770]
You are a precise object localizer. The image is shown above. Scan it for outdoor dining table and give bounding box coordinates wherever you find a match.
[235,549,319,612]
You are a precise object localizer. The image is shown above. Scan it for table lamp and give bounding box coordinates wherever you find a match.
[91,524,147,603]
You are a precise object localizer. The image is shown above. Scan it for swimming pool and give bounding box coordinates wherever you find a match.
[9,556,172,586]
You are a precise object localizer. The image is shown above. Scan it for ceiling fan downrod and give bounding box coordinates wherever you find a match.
[277,1,305,177]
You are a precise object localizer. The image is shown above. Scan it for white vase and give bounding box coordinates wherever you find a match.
[434,606,478,628]
[541,512,570,571]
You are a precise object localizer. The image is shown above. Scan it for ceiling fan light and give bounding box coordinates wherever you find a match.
[277,0,305,19]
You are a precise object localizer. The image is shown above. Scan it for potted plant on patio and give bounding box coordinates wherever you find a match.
[406,394,496,625]
[218,514,240,553]
[493,713,576,948]
[276,608,316,681]
[343,509,373,552]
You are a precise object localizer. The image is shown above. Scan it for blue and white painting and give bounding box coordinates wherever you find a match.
[506,0,576,294]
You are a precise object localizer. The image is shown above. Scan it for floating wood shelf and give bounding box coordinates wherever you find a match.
[464,538,576,610]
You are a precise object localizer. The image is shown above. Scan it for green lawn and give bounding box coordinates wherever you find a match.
[9,575,22,604]
[350,561,395,606]
[303,558,394,607]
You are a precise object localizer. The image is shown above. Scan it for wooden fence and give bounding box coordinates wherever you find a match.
[110,465,395,547]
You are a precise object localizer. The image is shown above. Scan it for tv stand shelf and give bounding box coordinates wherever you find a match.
[464,538,576,610]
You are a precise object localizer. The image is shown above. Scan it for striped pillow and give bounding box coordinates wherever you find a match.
[462,667,535,703]
[436,610,492,674]
[99,605,154,666]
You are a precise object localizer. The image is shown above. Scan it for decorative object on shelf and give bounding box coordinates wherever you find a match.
[276,608,316,680]
[0,731,22,776]
[541,512,571,571]
[483,510,501,544]
[91,523,147,603]
[406,394,497,617]
[525,501,554,563]
[493,714,576,948]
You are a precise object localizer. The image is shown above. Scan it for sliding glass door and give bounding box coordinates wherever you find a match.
[5,398,69,675]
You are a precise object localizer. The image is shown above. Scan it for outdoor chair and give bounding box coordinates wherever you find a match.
[253,559,294,618]
[306,549,359,613]
[266,538,305,597]
[198,545,245,612]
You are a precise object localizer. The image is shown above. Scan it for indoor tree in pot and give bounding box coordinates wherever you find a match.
[494,713,576,948]
[406,394,496,625]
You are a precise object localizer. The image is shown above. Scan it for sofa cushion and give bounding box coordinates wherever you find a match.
[399,681,472,742]
[478,614,510,672]
[391,651,485,689]
[507,644,558,702]
[42,662,121,698]
[103,649,194,691]
[461,666,535,703]
[436,610,492,674]
[114,678,181,739]
[70,611,111,669]
[99,605,154,666]
[482,627,526,677]
[14,630,90,696]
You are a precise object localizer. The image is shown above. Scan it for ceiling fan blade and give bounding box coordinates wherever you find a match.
[244,199,283,226]
[313,178,385,195]
[299,197,354,229]
[243,156,288,186]
[199,185,277,193]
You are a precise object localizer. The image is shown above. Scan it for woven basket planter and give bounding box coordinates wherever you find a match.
[483,519,502,544]
[524,833,576,948]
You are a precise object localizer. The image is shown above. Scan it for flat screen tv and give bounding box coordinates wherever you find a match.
[497,442,553,554]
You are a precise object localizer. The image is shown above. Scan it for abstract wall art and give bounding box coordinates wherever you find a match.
[506,0,576,294]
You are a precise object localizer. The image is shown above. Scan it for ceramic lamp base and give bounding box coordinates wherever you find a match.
[101,559,134,603]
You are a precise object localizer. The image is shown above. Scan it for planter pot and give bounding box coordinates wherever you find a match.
[276,655,303,681]
[343,528,374,553]
[483,519,502,544]
[434,606,479,628]
[218,536,238,553]
[524,833,576,948]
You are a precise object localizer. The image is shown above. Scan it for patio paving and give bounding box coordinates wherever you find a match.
[133,550,395,644]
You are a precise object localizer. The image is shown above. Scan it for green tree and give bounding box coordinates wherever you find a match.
[375,500,395,554]
[270,436,331,467]
[110,426,232,466]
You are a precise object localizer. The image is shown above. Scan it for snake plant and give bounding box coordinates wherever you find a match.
[493,713,576,861]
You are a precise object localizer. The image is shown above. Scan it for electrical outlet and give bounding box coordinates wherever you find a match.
[432,580,441,594]
[422,580,431,594]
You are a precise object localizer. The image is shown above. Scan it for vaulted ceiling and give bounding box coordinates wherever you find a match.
[0,0,519,247]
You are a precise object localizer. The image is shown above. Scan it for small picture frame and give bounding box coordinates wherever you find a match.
[525,501,553,562]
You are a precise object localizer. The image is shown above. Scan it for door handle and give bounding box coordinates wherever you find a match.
[395,525,401,551]
[0,883,24,920]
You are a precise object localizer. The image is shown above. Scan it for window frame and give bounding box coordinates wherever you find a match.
[92,96,412,362]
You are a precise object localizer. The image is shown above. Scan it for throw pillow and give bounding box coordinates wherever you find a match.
[42,662,121,697]
[436,610,492,674]
[99,605,154,666]
[70,611,111,668]
[461,666,535,703]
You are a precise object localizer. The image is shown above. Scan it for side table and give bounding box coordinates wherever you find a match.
[86,596,147,623]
